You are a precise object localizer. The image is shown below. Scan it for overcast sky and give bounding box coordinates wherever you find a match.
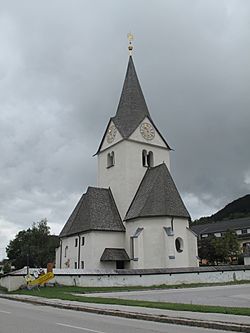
[0,0,249,259]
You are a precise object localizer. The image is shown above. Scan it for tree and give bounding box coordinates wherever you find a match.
[223,229,241,263]
[198,230,240,265]
[2,261,12,274]
[6,219,59,269]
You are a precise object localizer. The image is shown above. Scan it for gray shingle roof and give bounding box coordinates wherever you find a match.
[100,248,130,261]
[190,217,250,236]
[125,163,190,220]
[96,56,170,154]
[112,56,150,139]
[59,187,125,237]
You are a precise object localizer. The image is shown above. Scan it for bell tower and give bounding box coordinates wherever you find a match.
[96,35,171,219]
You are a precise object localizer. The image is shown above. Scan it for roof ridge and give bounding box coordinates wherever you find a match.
[108,187,124,228]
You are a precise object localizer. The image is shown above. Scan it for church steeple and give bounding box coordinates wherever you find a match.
[111,56,151,139]
[97,47,171,219]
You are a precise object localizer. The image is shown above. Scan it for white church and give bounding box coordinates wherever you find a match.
[55,43,198,270]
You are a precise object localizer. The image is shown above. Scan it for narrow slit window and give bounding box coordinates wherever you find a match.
[64,246,68,257]
[147,151,154,167]
[142,150,147,167]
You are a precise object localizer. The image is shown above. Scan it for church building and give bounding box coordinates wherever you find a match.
[55,41,198,270]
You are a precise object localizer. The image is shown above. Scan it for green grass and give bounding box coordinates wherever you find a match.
[12,279,250,295]
[10,281,250,317]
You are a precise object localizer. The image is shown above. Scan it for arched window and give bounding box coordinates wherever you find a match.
[107,151,115,168]
[175,237,184,253]
[142,150,147,167]
[142,150,154,168]
[147,151,154,167]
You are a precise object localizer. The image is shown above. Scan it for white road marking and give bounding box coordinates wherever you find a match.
[56,323,106,333]
[0,310,11,314]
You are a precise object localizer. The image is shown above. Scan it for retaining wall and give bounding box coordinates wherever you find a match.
[1,265,250,291]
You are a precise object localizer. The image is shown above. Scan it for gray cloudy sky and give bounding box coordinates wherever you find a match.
[0,0,249,259]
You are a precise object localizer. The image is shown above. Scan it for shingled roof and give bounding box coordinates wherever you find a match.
[112,56,150,138]
[96,56,170,154]
[125,163,190,221]
[190,217,250,236]
[59,187,125,237]
[100,248,130,261]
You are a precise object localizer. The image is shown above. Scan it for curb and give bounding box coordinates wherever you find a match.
[1,295,250,333]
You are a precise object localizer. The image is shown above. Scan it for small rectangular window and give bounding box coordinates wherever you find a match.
[64,246,68,257]
[74,262,77,269]
[75,238,78,247]
[82,237,85,246]
[81,261,84,269]
[107,151,115,168]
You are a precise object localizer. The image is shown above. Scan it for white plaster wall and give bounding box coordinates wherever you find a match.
[0,275,26,292]
[2,268,250,291]
[51,269,250,288]
[125,217,198,269]
[56,231,125,270]
[58,235,80,269]
[55,246,60,267]
[186,228,199,266]
[173,218,198,268]
[97,140,170,219]
[129,117,168,148]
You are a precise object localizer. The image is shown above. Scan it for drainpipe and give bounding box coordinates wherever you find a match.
[59,239,62,269]
[78,235,81,269]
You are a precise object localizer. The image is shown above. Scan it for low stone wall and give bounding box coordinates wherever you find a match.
[0,274,26,292]
[1,265,250,291]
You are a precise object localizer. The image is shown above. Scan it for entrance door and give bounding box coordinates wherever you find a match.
[116,261,124,269]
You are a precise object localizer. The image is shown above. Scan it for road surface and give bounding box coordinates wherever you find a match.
[0,297,236,333]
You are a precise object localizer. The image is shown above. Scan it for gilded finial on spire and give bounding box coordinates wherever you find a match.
[127,32,134,55]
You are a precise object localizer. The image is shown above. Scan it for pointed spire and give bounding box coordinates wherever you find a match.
[112,56,151,138]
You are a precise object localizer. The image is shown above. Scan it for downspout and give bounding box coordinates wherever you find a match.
[78,235,81,269]
[59,239,62,269]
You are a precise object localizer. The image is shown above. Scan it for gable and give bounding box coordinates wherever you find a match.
[129,116,169,149]
[97,120,123,153]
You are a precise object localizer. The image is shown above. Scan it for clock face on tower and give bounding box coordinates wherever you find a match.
[140,122,155,140]
[106,124,117,143]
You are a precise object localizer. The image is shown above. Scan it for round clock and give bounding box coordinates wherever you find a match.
[107,124,117,143]
[140,122,155,140]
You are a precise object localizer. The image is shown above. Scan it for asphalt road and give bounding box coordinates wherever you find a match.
[0,297,237,333]
[86,284,250,308]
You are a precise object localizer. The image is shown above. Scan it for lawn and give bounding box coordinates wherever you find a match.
[10,280,250,317]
